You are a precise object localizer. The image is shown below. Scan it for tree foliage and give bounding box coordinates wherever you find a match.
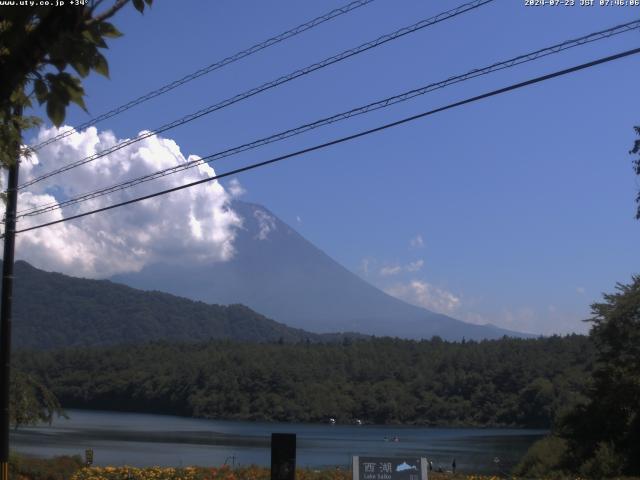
[9,369,64,429]
[0,0,151,434]
[559,275,640,477]
[0,0,152,167]
[513,435,568,479]
[16,335,594,428]
[631,126,640,219]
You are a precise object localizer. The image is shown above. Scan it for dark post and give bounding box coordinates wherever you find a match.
[271,433,296,480]
[0,109,21,480]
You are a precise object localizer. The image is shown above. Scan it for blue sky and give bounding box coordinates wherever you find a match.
[22,0,640,334]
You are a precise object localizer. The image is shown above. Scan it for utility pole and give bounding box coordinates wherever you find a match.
[0,107,21,480]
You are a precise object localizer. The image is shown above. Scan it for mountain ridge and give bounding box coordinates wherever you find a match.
[6,260,362,350]
[113,200,532,341]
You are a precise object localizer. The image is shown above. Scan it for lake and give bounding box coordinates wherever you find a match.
[11,409,545,474]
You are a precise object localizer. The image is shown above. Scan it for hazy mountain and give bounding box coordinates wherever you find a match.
[6,260,341,350]
[113,201,530,341]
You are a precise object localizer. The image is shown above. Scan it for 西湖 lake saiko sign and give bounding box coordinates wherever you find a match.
[353,456,428,480]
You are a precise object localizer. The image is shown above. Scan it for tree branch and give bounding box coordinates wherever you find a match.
[86,0,130,26]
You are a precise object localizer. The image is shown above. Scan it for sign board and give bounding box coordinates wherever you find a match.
[353,456,428,480]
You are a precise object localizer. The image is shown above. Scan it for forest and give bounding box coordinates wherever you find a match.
[15,334,593,428]
[6,260,345,350]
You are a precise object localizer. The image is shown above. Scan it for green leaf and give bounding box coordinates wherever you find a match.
[34,79,48,104]
[55,72,79,87]
[46,98,65,127]
[65,78,87,112]
[71,60,90,78]
[47,35,69,64]
[132,0,145,13]
[52,86,70,105]
[99,22,123,38]
[69,93,87,112]
[93,52,109,78]
[70,40,100,74]
[82,28,107,49]
[144,0,153,5]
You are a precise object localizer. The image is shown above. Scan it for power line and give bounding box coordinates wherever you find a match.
[11,46,640,236]
[19,0,495,190]
[28,0,376,152]
[16,19,640,219]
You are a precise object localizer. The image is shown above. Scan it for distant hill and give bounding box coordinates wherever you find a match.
[114,201,531,341]
[6,261,338,350]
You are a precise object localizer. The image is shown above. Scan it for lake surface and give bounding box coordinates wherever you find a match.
[11,409,545,474]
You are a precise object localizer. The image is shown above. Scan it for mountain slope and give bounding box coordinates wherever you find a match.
[7,260,329,350]
[114,201,529,341]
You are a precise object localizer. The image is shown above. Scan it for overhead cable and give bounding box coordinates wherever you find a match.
[11,46,640,236]
[19,0,495,189]
[28,0,377,151]
[16,19,640,219]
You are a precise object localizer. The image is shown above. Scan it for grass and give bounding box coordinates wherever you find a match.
[9,453,83,480]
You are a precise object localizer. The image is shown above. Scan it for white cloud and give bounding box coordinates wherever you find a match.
[359,258,373,276]
[461,312,488,325]
[499,307,537,333]
[227,178,246,198]
[1,125,241,278]
[253,209,276,240]
[296,215,302,224]
[576,286,585,295]
[406,259,424,272]
[379,259,424,276]
[409,234,424,249]
[379,265,402,276]
[463,305,587,335]
[385,280,460,314]
[496,306,589,335]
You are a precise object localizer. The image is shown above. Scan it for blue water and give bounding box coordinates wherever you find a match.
[11,409,545,474]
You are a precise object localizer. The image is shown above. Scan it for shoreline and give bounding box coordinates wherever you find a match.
[47,406,553,431]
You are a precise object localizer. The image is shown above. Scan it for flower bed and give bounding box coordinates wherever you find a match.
[70,465,509,480]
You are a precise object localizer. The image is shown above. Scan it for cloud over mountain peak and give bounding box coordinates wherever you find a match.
[2,126,240,278]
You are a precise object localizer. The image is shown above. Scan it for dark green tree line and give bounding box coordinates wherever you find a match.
[15,335,594,428]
